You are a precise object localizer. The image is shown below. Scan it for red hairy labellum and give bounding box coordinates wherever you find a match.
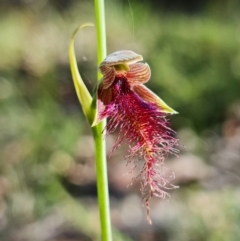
[93,50,179,224]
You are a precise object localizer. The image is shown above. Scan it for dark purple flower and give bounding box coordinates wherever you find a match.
[92,50,179,223]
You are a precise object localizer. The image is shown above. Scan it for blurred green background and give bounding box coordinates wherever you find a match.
[1,0,240,240]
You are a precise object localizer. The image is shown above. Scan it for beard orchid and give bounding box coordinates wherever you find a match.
[92,50,179,223]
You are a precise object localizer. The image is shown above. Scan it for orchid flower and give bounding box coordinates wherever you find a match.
[92,50,179,223]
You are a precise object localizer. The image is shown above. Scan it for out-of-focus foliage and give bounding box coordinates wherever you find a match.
[1,0,240,241]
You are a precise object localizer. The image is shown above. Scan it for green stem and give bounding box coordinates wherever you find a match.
[92,125,111,241]
[94,0,107,73]
[93,1,112,241]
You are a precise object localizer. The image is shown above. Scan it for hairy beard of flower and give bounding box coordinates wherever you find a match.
[99,75,179,224]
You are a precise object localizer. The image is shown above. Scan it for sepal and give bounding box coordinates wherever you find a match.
[133,85,178,114]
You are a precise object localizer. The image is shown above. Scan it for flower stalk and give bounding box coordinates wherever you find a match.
[93,0,112,240]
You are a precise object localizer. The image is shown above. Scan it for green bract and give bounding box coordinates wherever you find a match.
[69,23,95,124]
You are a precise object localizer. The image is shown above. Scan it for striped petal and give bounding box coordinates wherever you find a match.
[126,63,151,85]
[99,50,144,89]
[133,85,178,114]
[100,65,116,89]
